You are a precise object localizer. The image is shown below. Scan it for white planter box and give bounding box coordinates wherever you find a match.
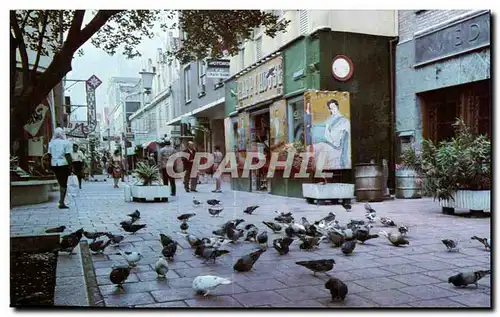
[439,190,491,212]
[302,183,355,200]
[124,185,132,202]
[130,185,170,201]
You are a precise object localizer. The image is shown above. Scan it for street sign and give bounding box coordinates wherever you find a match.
[206,59,230,79]
[86,75,102,89]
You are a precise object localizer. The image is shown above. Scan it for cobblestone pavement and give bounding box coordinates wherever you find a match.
[10,176,491,307]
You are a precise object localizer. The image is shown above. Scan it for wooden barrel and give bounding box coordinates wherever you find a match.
[395,168,422,199]
[355,163,384,202]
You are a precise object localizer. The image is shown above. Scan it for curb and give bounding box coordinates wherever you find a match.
[80,241,106,307]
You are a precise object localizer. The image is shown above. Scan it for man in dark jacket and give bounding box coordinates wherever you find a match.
[158,140,177,196]
[183,141,197,192]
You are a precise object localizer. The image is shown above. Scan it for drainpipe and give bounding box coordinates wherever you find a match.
[389,36,399,194]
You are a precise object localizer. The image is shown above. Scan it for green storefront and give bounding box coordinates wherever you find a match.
[226,28,396,198]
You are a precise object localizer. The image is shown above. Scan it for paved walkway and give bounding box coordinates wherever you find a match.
[10,177,491,307]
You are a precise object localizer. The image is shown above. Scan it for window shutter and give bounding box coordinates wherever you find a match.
[299,10,309,35]
[256,37,262,60]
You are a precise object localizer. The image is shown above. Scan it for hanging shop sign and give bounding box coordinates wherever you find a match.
[305,90,352,170]
[414,10,490,66]
[236,56,283,110]
[206,59,230,79]
[24,103,49,137]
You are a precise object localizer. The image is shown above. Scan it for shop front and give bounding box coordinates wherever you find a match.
[224,54,284,193]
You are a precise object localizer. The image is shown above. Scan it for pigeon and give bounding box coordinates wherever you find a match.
[196,247,231,264]
[154,257,169,278]
[448,270,491,288]
[233,248,266,272]
[117,250,143,266]
[162,242,178,260]
[212,228,226,237]
[379,230,409,247]
[57,228,85,254]
[380,217,397,227]
[83,231,107,241]
[471,236,491,251]
[317,212,336,224]
[177,213,196,221]
[181,233,203,248]
[355,228,379,244]
[45,226,66,233]
[245,230,258,242]
[325,278,348,302]
[272,237,294,255]
[207,199,221,206]
[192,275,231,296]
[285,223,307,238]
[275,214,294,224]
[365,213,376,223]
[341,202,352,212]
[299,236,321,251]
[244,224,258,231]
[442,239,459,252]
[296,259,336,276]
[327,231,345,248]
[127,210,140,220]
[208,208,223,217]
[262,221,282,233]
[193,198,202,207]
[180,221,189,232]
[398,225,409,236]
[120,219,137,226]
[243,205,259,215]
[341,240,356,255]
[121,223,147,234]
[160,234,176,247]
[105,233,125,245]
[257,231,268,247]
[226,225,244,243]
[89,239,112,253]
[201,237,230,249]
[364,203,376,214]
[301,217,312,231]
[109,266,132,290]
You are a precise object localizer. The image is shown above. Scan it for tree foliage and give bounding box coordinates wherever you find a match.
[11,9,289,127]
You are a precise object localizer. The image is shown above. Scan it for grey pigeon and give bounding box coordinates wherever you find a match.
[448,270,490,288]
[162,242,177,259]
[243,205,259,215]
[109,266,132,290]
[341,240,356,255]
[296,259,335,276]
[442,239,459,252]
[262,221,282,233]
[471,236,491,251]
[257,231,268,247]
[273,237,294,255]
[233,248,266,272]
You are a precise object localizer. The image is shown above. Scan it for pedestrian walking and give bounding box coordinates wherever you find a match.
[158,140,177,196]
[70,144,85,189]
[183,141,198,192]
[47,127,73,209]
[111,150,123,188]
[212,146,223,193]
[148,153,157,167]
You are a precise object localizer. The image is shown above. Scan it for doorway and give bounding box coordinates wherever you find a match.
[250,109,270,191]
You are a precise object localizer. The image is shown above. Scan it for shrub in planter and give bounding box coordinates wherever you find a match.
[134,161,161,186]
[396,145,425,198]
[420,119,491,202]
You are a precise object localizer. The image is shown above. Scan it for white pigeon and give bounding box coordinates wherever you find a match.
[290,223,306,232]
[155,257,169,278]
[117,250,143,267]
[192,275,232,296]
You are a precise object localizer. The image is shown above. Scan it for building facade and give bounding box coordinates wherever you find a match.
[224,10,398,196]
[395,10,491,155]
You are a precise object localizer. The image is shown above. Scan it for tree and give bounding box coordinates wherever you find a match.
[11,10,289,167]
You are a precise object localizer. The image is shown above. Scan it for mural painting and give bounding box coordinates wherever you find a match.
[305,91,351,170]
[269,100,287,151]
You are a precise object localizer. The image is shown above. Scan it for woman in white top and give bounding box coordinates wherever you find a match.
[71,144,85,189]
[47,127,73,209]
[212,146,224,193]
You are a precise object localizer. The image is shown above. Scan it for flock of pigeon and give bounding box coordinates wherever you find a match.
[45,200,491,304]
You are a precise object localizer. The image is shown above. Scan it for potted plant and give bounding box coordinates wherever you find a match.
[420,119,491,215]
[395,144,423,199]
[128,161,170,202]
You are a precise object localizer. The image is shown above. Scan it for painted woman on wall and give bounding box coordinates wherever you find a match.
[313,99,351,169]
[304,101,312,146]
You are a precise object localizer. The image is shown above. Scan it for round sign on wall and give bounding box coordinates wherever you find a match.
[331,55,354,82]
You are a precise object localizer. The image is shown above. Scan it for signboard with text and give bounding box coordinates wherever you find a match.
[236,56,283,110]
[206,59,230,79]
[415,11,490,66]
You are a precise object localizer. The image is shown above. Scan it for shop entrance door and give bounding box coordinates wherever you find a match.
[250,110,271,191]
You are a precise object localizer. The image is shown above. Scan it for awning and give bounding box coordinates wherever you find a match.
[166,97,225,126]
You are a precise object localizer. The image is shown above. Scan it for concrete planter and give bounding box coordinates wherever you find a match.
[11,179,58,207]
[302,183,355,200]
[439,190,491,214]
[130,185,170,202]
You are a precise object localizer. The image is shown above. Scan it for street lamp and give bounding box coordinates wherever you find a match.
[139,70,155,94]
